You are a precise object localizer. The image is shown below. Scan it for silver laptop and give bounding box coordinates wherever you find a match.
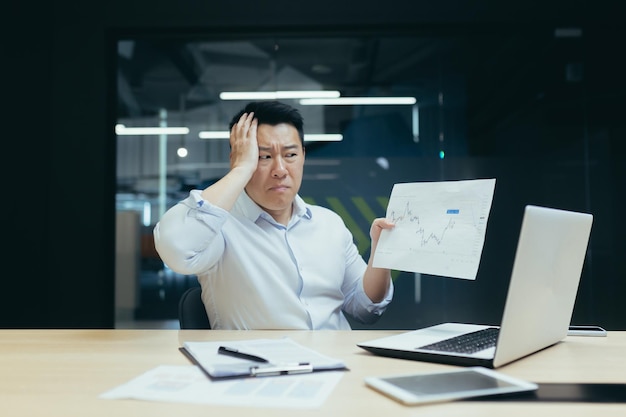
[358,205,593,368]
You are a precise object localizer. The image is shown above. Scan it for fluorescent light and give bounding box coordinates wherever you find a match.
[300,97,416,105]
[199,131,230,139]
[304,134,343,142]
[219,90,340,100]
[412,103,419,143]
[199,131,343,142]
[116,124,189,135]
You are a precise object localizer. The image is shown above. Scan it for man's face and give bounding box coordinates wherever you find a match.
[245,123,305,223]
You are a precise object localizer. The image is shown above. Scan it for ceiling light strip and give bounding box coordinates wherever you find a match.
[300,97,416,105]
[198,131,230,139]
[199,131,342,142]
[116,124,189,135]
[220,90,340,100]
[304,134,343,142]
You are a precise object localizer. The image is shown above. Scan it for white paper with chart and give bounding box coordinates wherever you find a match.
[373,178,496,280]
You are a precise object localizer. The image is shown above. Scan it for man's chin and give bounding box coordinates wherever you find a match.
[260,197,294,211]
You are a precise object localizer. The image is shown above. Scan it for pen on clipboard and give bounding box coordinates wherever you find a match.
[217,345,313,376]
[218,345,269,363]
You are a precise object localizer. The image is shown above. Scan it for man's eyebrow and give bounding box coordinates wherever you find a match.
[258,144,300,151]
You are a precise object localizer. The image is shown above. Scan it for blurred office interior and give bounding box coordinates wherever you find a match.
[4,0,624,330]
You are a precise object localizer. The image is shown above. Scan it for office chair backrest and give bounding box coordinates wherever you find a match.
[178,287,211,329]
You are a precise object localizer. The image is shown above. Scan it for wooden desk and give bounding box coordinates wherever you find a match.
[1,329,625,416]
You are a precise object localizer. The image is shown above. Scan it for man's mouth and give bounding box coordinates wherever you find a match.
[270,185,289,191]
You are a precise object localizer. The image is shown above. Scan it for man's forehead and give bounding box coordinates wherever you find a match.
[256,123,302,148]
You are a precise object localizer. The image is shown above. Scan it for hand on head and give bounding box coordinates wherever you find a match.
[229,112,259,174]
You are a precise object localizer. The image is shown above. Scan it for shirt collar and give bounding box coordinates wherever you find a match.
[293,194,312,219]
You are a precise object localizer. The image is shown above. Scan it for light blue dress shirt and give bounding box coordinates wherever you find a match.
[154,190,393,329]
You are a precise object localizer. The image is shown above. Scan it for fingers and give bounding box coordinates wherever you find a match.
[374,218,395,230]
[370,217,395,241]
[229,112,259,172]
[231,112,256,144]
[237,111,255,132]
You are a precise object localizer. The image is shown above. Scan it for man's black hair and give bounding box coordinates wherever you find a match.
[228,101,305,145]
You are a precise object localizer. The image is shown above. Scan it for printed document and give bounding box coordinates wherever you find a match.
[373,178,496,280]
[100,365,343,409]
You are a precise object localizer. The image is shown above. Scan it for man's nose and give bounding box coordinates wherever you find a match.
[272,157,287,177]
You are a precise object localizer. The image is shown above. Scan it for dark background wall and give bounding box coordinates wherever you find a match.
[4,0,624,328]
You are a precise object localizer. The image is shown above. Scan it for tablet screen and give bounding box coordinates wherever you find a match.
[365,367,538,405]
[385,369,513,393]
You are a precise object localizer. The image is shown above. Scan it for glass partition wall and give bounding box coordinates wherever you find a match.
[115,29,622,329]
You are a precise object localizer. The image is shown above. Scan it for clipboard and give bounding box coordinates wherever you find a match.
[179,338,347,380]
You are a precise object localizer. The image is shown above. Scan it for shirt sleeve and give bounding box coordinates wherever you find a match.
[153,190,229,275]
[348,274,394,324]
[339,221,394,324]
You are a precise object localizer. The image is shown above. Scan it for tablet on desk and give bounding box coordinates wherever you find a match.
[364,367,538,406]
[567,325,607,337]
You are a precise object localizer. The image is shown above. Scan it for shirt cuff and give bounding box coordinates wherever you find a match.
[187,190,229,220]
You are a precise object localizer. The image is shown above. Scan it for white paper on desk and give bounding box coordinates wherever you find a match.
[100,365,344,409]
[374,178,496,280]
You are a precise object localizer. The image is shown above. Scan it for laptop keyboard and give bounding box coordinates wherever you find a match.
[417,327,500,354]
